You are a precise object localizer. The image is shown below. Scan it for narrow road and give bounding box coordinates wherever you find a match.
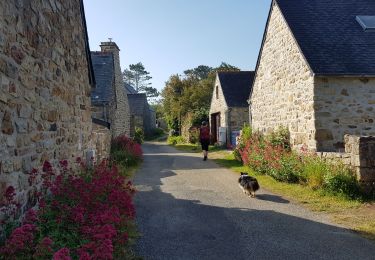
[133,142,375,260]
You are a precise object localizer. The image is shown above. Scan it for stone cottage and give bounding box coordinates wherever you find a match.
[91,41,131,138]
[209,71,255,146]
[127,93,156,136]
[250,0,375,152]
[0,0,96,213]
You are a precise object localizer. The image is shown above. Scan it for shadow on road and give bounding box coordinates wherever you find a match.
[133,143,375,259]
[255,194,290,204]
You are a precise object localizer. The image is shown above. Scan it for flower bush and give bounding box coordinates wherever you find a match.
[111,134,143,169]
[237,127,362,198]
[0,159,136,259]
[233,124,252,162]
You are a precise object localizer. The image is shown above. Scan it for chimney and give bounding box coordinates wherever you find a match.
[100,40,120,54]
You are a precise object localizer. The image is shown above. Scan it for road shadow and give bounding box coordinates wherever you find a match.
[255,194,290,204]
[133,163,375,260]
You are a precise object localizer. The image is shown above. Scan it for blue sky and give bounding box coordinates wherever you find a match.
[83,0,271,91]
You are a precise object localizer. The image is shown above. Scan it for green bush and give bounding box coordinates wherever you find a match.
[134,127,144,144]
[167,136,186,145]
[270,153,302,183]
[145,128,165,141]
[302,156,329,189]
[267,126,290,150]
[237,127,364,200]
[323,166,361,199]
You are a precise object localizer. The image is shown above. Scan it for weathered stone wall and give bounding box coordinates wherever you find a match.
[0,0,92,212]
[229,107,249,131]
[317,135,375,194]
[209,75,228,128]
[314,77,375,151]
[91,124,111,161]
[100,42,131,137]
[250,3,316,151]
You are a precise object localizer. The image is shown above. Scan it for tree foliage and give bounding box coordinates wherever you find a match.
[122,62,159,98]
[161,62,239,131]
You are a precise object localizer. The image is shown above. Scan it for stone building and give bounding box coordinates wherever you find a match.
[127,93,156,136]
[209,71,255,146]
[0,0,95,212]
[93,41,131,138]
[250,0,375,152]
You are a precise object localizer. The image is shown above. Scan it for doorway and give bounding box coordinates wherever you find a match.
[210,112,220,144]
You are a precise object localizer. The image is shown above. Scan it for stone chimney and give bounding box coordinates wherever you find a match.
[99,40,131,137]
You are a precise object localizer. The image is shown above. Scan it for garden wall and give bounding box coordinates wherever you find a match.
[317,135,375,194]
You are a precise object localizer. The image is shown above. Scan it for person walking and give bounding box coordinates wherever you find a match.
[199,121,210,161]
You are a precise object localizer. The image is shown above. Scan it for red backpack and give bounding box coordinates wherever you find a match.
[200,126,210,140]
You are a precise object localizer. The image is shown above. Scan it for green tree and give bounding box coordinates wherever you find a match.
[123,62,159,98]
[184,65,213,80]
[161,63,239,132]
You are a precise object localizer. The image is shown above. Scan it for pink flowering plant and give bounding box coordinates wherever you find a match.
[111,134,143,170]
[0,158,137,259]
[237,127,362,199]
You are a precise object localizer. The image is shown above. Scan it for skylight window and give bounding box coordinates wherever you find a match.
[356,16,375,32]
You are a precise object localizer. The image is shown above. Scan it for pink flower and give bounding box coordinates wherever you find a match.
[53,248,71,260]
[4,186,16,202]
[23,209,38,224]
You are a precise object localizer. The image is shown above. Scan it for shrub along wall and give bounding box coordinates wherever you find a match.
[236,127,372,199]
[0,134,142,258]
[318,135,375,195]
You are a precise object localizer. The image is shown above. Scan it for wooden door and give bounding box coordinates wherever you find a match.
[210,113,220,144]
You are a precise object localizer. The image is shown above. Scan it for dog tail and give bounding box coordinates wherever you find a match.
[253,180,260,191]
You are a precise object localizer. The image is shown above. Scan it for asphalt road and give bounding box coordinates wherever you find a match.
[133,142,375,260]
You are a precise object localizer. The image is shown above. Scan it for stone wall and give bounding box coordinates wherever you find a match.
[209,75,229,128]
[91,124,111,161]
[314,77,375,151]
[229,107,249,131]
[0,0,93,212]
[250,3,316,151]
[317,135,375,194]
[100,42,131,137]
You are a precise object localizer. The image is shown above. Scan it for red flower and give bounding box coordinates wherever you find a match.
[53,248,71,260]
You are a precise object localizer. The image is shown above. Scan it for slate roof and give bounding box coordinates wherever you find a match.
[274,0,375,76]
[127,93,148,116]
[124,83,137,94]
[218,71,255,107]
[90,52,115,103]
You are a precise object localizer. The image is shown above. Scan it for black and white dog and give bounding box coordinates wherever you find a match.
[238,172,260,198]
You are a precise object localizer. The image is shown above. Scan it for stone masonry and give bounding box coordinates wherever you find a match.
[0,0,93,215]
[250,3,316,151]
[99,42,131,137]
[314,77,375,151]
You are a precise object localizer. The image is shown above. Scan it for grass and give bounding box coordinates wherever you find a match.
[172,144,375,241]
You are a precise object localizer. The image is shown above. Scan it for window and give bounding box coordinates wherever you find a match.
[216,86,219,99]
[356,16,375,32]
